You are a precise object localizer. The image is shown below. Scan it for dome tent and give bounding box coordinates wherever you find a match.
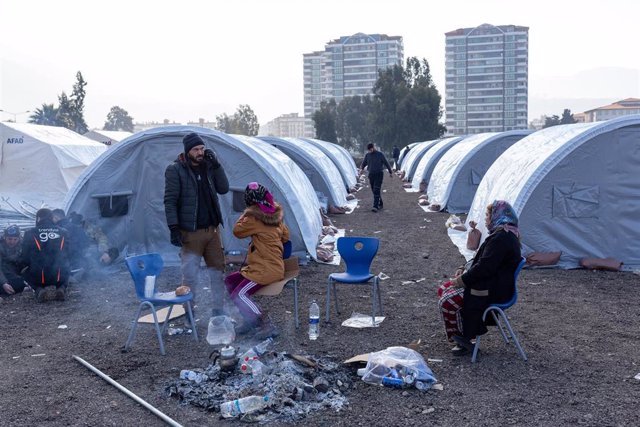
[64,126,322,263]
[299,138,358,191]
[455,115,640,270]
[411,136,465,191]
[0,122,107,214]
[427,130,532,213]
[258,136,348,209]
[399,139,441,182]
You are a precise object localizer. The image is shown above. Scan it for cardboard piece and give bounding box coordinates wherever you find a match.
[254,257,299,296]
[138,305,185,324]
[343,353,370,364]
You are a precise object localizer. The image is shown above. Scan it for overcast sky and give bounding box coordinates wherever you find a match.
[1,0,639,129]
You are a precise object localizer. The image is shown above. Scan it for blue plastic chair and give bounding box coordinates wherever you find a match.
[471,257,527,363]
[124,253,198,355]
[325,237,382,326]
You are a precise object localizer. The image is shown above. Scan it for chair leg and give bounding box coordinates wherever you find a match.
[161,305,174,335]
[491,310,510,343]
[371,280,377,326]
[293,278,299,329]
[125,303,145,351]
[471,335,481,363]
[325,278,332,323]
[332,281,340,315]
[499,313,527,361]
[149,304,166,355]
[185,301,198,341]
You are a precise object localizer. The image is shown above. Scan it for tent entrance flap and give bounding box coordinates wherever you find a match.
[91,190,133,217]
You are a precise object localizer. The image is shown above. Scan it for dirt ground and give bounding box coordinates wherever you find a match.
[2,172,640,427]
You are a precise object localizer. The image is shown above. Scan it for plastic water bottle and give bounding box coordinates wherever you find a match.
[251,360,266,380]
[179,370,208,383]
[308,300,320,340]
[219,395,269,418]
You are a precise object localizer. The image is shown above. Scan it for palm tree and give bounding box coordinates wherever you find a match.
[29,103,59,126]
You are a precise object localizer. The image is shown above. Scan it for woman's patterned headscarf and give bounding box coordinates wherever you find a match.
[487,200,520,237]
[244,182,276,214]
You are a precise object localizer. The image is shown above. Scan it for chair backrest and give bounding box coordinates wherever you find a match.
[283,240,292,260]
[493,257,526,310]
[125,253,164,299]
[337,236,379,276]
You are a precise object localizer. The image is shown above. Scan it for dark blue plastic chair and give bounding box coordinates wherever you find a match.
[325,237,382,326]
[472,257,527,363]
[124,253,198,355]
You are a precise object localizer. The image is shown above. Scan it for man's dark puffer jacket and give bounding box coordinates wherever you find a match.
[164,153,229,231]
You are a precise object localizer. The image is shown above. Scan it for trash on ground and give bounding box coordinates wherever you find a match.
[168,327,193,336]
[407,339,422,351]
[427,358,443,363]
[635,373,640,380]
[374,230,382,234]
[414,278,426,283]
[378,272,390,280]
[359,346,437,391]
[341,312,385,328]
[432,383,444,391]
[31,354,46,357]
[167,340,351,422]
[12,356,20,359]
[401,280,415,285]
[57,324,68,329]
[106,325,111,329]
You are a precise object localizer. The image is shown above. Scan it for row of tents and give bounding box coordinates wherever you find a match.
[396,115,640,270]
[0,122,359,264]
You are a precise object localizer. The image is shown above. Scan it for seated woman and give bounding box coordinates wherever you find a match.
[437,200,522,356]
[224,182,289,339]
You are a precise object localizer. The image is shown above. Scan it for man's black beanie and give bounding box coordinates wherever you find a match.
[183,132,205,154]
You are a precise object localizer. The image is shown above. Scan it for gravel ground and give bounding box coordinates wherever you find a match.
[2,172,640,427]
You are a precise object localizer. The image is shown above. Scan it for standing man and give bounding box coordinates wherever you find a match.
[164,132,229,316]
[359,143,393,213]
[392,145,400,171]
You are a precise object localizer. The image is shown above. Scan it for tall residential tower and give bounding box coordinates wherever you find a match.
[445,24,529,135]
[303,33,404,136]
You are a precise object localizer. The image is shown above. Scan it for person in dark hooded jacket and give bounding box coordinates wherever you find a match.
[21,209,70,302]
[0,225,30,297]
[164,132,229,316]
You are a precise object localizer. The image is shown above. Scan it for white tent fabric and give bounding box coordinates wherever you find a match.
[258,136,348,208]
[64,126,322,264]
[400,139,441,182]
[455,115,640,269]
[84,130,133,147]
[427,130,532,213]
[300,138,357,190]
[411,136,465,190]
[0,122,107,213]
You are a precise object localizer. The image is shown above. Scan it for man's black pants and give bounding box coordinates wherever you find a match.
[368,171,384,209]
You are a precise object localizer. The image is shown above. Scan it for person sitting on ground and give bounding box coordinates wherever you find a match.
[437,200,522,356]
[21,209,71,302]
[0,225,30,297]
[224,182,290,340]
[52,209,90,272]
[66,211,119,267]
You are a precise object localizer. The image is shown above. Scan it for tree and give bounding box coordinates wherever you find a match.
[233,104,259,136]
[560,108,577,124]
[103,106,134,131]
[312,99,338,143]
[29,103,59,126]
[56,92,75,130]
[68,71,88,133]
[543,115,561,128]
[214,104,259,135]
[335,95,373,153]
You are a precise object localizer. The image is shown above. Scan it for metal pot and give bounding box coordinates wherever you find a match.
[210,345,239,372]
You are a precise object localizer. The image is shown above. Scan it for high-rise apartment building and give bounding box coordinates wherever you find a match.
[445,24,529,135]
[303,33,404,136]
[258,113,309,138]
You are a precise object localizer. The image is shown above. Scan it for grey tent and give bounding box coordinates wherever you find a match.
[64,126,323,264]
[427,130,532,213]
[411,136,465,191]
[257,136,348,209]
[400,139,441,182]
[299,138,358,191]
[455,115,640,269]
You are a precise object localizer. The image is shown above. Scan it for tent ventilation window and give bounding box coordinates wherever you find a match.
[232,190,247,213]
[552,184,599,218]
[91,191,133,217]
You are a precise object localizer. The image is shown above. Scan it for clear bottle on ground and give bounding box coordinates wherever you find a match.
[179,370,208,383]
[219,395,269,418]
[308,300,320,340]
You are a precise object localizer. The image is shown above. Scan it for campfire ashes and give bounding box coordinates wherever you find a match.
[167,348,353,422]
